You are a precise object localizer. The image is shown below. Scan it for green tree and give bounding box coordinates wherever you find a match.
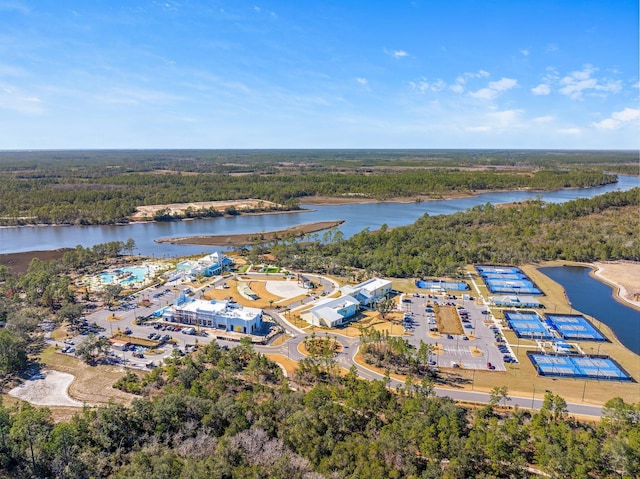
[10,402,53,477]
[102,284,123,310]
[0,329,28,375]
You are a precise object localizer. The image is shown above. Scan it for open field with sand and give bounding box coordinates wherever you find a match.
[8,370,84,407]
[593,261,640,308]
[129,198,282,221]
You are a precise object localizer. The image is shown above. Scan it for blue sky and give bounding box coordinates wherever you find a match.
[0,0,638,149]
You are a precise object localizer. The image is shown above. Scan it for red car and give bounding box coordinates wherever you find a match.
[487,362,495,370]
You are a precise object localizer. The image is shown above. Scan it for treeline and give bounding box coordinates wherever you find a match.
[0,149,637,173]
[270,188,640,277]
[1,341,638,478]
[0,165,617,225]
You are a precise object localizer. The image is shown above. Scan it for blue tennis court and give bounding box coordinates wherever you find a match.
[485,279,542,295]
[476,265,543,295]
[481,273,527,280]
[505,311,552,339]
[529,354,631,381]
[415,280,469,291]
[546,314,606,341]
[476,265,521,275]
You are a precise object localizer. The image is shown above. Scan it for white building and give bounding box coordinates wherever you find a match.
[300,295,361,328]
[163,298,262,334]
[175,252,233,279]
[341,277,393,306]
[489,295,542,308]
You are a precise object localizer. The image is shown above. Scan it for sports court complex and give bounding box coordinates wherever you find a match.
[545,314,606,341]
[476,265,543,295]
[505,311,607,342]
[415,280,469,291]
[529,354,632,381]
[505,311,552,339]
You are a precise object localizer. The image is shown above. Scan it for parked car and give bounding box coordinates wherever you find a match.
[487,362,495,370]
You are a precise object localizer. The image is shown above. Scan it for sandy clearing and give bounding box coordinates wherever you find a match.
[592,261,640,309]
[265,280,309,298]
[130,199,281,221]
[9,371,85,407]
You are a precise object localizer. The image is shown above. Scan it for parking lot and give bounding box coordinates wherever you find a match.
[50,275,229,369]
[400,293,517,371]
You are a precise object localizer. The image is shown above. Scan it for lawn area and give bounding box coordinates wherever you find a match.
[437,305,463,335]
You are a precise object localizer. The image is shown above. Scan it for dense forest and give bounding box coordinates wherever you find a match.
[1,341,638,478]
[269,188,640,277]
[0,149,633,225]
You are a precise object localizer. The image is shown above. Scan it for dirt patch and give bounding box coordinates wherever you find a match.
[9,370,84,407]
[156,221,344,246]
[437,305,463,335]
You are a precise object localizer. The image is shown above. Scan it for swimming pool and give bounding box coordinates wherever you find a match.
[100,266,150,285]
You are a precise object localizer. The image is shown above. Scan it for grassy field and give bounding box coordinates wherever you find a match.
[437,305,463,335]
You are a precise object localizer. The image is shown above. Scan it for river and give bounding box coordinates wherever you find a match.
[539,266,640,355]
[0,175,637,257]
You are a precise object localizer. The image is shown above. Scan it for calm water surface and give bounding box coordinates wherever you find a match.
[0,175,637,257]
[539,266,640,355]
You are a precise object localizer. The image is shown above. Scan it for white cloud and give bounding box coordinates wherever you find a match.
[409,78,446,93]
[253,5,261,12]
[558,128,581,134]
[531,83,550,95]
[356,77,368,86]
[593,119,619,130]
[465,109,523,133]
[450,70,489,93]
[533,115,554,123]
[558,65,622,100]
[468,88,496,100]
[489,78,517,91]
[520,49,529,56]
[593,107,640,130]
[0,83,45,115]
[469,77,517,99]
[613,108,640,122]
[385,49,409,59]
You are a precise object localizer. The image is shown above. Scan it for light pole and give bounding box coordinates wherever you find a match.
[531,385,535,409]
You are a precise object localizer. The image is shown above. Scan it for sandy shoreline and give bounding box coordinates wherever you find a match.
[591,261,640,310]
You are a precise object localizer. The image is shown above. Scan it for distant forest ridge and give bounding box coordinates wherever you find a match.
[0,148,637,170]
[0,149,635,225]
